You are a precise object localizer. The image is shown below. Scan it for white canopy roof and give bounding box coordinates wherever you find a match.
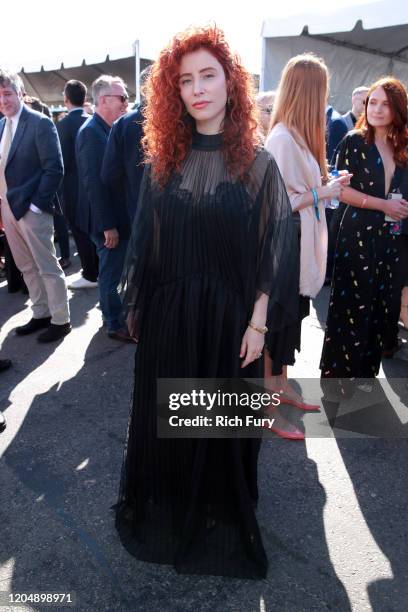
[261,0,408,112]
[12,44,134,74]
[262,0,408,38]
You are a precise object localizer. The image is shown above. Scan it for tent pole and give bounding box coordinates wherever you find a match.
[260,36,266,91]
[133,40,140,106]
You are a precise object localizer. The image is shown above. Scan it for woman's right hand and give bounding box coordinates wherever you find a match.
[320,174,352,200]
[383,197,408,221]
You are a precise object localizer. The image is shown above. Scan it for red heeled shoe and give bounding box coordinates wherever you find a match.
[262,422,305,440]
[267,387,320,412]
[279,397,321,412]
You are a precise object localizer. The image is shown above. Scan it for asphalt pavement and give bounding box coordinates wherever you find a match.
[1,250,408,612]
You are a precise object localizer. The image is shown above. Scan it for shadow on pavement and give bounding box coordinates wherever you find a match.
[320,380,408,612]
[335,437,408,612]
[257,438,351,611]
[1,331,351,611]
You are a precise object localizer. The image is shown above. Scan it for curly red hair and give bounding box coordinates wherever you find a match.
[142,25,260,187]
[356,76,408,167]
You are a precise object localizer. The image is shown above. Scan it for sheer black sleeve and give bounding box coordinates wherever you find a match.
[251,150,300,336]
[120,165,155,338]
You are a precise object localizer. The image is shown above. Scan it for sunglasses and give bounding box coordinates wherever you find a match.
[104,94,129,103]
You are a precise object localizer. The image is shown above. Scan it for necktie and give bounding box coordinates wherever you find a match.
[0,119,13,169]
[0,118,13,197]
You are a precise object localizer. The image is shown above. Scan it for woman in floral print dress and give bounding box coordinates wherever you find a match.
[320,77,408,379]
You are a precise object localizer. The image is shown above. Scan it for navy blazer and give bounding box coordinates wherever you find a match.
[327,109,348,166]
[56,108,89,224]
[75,113,130,239]
[101,108,144,221]
[0,105,63,220]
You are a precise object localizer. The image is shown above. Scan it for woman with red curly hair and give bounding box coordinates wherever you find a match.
[115,26,299,578]
[320,76,408,379]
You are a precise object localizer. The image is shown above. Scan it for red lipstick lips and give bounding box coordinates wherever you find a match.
[192,101,210,109]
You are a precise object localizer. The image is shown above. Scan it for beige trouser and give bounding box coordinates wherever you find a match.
[1,197,70,325]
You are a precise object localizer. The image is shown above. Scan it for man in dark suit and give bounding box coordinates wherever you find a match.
[76,75,131,341]
[325,105,347,285]
[101,66,151,221]
[56,80,99,289]
[0,69,71,342]
[101,106,144,222]
[326,105,348,166]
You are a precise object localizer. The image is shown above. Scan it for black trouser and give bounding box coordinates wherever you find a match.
[53,213,70,259]
[4,237,26,293]
[70,221,99,282]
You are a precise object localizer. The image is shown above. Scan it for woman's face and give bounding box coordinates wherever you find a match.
[179,48,228,134]
[366,86,393,130]
[257,94,275,136]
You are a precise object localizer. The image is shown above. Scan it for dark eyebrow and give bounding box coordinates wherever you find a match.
[179,67,217,79]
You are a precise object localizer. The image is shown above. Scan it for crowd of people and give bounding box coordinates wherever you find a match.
[1,24,408,578]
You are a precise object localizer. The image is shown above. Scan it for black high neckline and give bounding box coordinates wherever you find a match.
[192,130,222,151]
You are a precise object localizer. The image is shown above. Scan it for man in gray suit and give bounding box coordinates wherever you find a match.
[0,69,71,342]
[342,86,369,131]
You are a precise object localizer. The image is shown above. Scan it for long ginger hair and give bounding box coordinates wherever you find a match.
[142,25,260,187]
[270,53,329,180]
[356,76,408,167]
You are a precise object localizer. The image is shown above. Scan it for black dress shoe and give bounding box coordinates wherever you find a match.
[0,359,12,372]
[107,328,135,343]
[59,257,72,270]
[15,317,51,335]
[37,322,72,343]
[0,410,6,433]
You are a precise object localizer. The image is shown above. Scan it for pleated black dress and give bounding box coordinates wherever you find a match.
[320,132,404,378]
[115,132,299,579]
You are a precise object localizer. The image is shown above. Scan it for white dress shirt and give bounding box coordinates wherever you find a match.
[0,102,23,158]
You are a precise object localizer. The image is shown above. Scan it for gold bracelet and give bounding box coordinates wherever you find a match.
[248,320,268,334]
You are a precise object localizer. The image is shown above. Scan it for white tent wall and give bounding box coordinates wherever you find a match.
[261,0,408,113]
[262,35,407,112]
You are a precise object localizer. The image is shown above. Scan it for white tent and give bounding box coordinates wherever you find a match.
[261,0,408,112]
[9,43,146,107]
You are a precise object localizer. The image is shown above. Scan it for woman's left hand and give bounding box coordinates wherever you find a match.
[240,327,265,368]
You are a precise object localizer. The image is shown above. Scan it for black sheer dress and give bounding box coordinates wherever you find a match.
[115,132,299,579]
[320,132,404,378]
